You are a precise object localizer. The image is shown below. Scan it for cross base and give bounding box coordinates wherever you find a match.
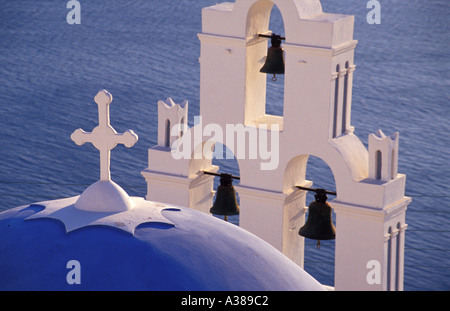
[75,180,133,212]
[26,196,181,235]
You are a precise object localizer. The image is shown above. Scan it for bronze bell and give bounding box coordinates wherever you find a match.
[210,173,240,221]
[298,189,336,248]
[260,34,285,81]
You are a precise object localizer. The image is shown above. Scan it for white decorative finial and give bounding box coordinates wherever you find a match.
[26,94,181,232]
[71,90,138,181]
[70,90,139,212]
[27,90,180,234]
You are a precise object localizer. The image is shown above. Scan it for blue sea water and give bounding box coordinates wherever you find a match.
[0,0,448,290]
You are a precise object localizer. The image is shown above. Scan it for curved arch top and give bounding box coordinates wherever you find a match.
[242,0,322,38]
[201,0,353,47]
[279,133,368,198]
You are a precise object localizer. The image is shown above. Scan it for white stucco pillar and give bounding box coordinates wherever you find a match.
[332,196,411,291]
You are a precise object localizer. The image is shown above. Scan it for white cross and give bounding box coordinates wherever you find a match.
[71,90,138,181]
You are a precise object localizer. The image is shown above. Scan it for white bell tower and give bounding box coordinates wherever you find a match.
[142,0,411,291]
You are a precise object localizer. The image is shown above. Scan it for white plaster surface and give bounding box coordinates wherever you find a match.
[26,195,180,235]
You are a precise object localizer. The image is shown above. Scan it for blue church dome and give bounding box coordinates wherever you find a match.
[0,89,325,291]
[0,198,325,291]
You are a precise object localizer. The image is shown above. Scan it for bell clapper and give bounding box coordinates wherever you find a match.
[272,74,277,81]
[316,240,320,249]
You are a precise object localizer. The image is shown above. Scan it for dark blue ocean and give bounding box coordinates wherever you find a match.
[0,0,448,290]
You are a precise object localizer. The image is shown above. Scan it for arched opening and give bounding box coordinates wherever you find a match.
[391,149,396,179]
[333,64,340,138]
[211,142,241,225]
[187,139,240,220]
[387,226,392,291]
[342,61,349,135]
[303,155,337,287]
[245,0,286,128]
[395,222,404,291]
[395,222,402,291]
[376,150,382,180]
[264,5,285,118]
[164,119,171,147]
[282,154,337,287]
